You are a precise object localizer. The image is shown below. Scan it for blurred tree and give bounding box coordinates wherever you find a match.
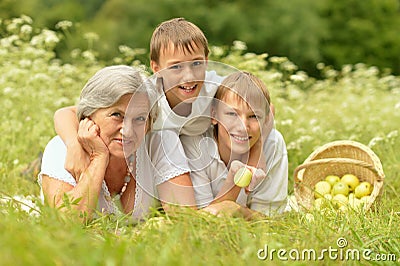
[320,0,400,74]
[1,0,399,76]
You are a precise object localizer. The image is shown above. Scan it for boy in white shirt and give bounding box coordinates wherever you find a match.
[181,71,288,217]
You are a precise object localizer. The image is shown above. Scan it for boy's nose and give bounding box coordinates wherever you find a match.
[181,65,196,82]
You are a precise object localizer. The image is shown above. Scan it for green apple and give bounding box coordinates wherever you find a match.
[324,194,333,201]
[314,181,331,199]
[341,174,360,191]
[332,194,348,208]
[360,195,371,205]
[331,181,350,196]
[313,198,326,210]
[234,167,252,187]
[354,181,373,198]
[348,193,355,200]
[349,197,363,211]
[325,175,340,186]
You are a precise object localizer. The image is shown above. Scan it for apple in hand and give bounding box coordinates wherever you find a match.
[314,181,331,198]
[331,181,349,196]
[325,175,340,186]
[341,174,360,192]
[234,167,253,187]
[354,181,373,198]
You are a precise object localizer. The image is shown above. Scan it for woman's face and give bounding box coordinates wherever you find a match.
[90,93,150,158]
[213,91,266,157]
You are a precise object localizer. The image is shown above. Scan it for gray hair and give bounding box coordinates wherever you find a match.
[77,65,158,127]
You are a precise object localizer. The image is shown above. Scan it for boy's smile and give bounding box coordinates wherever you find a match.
[150,41,208,112]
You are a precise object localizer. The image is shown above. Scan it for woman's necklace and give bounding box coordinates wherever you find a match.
[113,154,134,201]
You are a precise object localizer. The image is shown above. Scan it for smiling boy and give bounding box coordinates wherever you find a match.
[148,17,225,136]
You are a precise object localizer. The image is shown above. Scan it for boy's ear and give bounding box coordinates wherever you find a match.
[150,60,160,74]
[211,106,217,125]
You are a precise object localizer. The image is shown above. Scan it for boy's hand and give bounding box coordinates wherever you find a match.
[202,200,244,218]
[77,118,109,162]
[64,139,90,181]
[230,160,267,193]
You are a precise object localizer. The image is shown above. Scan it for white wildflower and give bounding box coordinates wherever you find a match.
[368,136,384,147]
[70,48,82,58]
[309,119,318,126]
[84,32,99,42]
[290,74,306,82]
[210,46,224,57]
[82,50,96,61]
[20,14,33,24]
[19,59,32,68]
[316,62,325,70]
[1,195,40,217]
[387,130,398,139]
[341,64,352,74]
[3,87,13,94]
[232,40,247,51]
[6,22,19,34]
[269,56,288,64]
[366,66,379,76]
[280,119,293,126]
[43,29,60,47]
[0,35,19,47]
[20,24,32,36]
[13,159,19,165]
[55,20,73,31]
[267,72,283,80]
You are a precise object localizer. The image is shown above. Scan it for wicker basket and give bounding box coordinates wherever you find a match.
[294,140,385,211]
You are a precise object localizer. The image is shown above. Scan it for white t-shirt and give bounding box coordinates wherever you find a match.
[152,70,224,136]
[38,130,190,220]
[181,128,288,215]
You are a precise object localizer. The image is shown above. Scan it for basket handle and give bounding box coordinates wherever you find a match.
[294,158,381,182]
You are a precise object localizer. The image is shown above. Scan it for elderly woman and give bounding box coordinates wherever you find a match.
[38,65,196,220]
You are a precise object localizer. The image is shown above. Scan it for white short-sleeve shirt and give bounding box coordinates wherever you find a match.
[38,130,190,220]
[181,128,288,215]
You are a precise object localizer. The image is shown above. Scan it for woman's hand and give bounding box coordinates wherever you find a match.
[77,118,109,160]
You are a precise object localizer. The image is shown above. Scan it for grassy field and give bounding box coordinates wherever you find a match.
[1,17,400,265]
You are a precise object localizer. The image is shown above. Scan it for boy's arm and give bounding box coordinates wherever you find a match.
[202,200,264,220]
[54,106,89,180]
[212,161,266,203]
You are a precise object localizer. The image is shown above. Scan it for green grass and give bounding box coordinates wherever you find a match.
[1,16,399,265]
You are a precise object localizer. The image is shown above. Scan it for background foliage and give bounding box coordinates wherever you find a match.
[1,0,399,76]
[0,8,400,266]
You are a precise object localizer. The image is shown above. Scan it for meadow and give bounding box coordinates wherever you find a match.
[1,16,399,265]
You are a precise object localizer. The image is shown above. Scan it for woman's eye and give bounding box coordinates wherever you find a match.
[111,112,123,118]
[136,116,146,122]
